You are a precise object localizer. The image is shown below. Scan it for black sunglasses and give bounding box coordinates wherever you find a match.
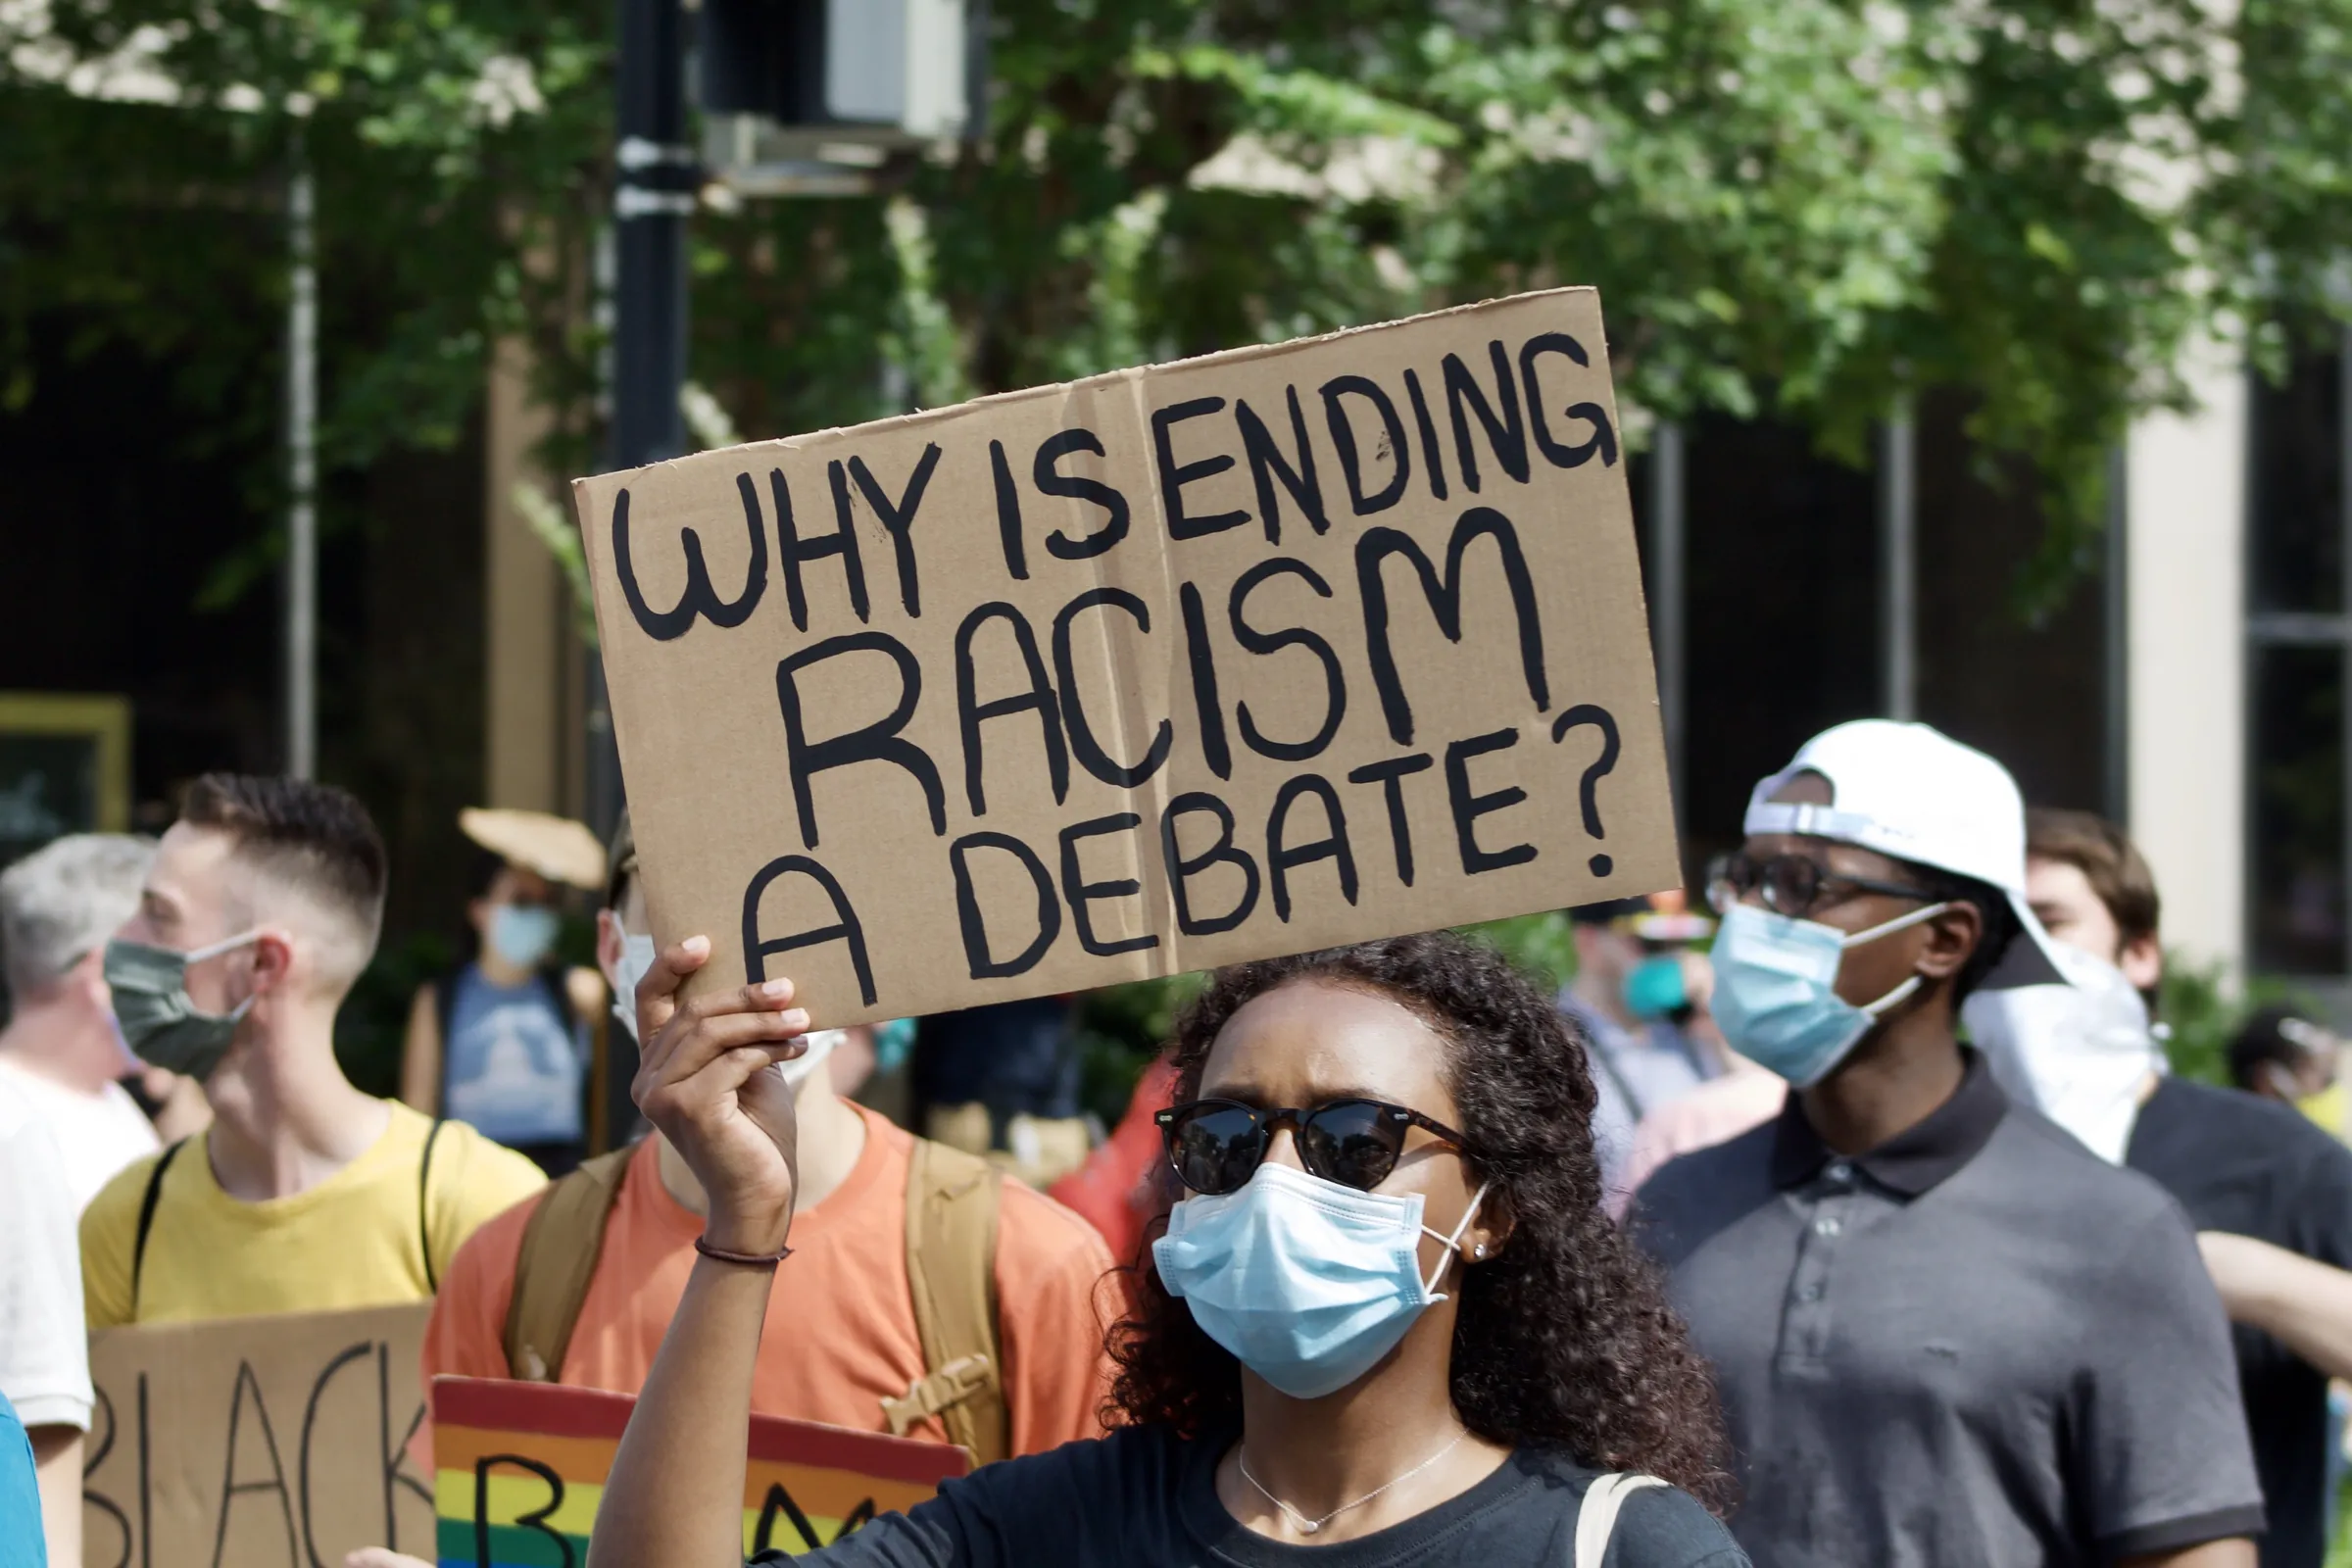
[1155,1098,1471,1197]
[1705,850,1934,920]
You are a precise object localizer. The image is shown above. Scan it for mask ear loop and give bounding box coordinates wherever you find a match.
[1838,902,1953,1019]
[1838,901,1951,951]
[1420,1181,1493,1300]
[182,929,266,964]
[182,930,269,1022]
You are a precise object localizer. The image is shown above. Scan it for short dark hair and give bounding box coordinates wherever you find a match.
[1893,858,2016,1004]
[178,774,387,974]
[2024,808,2160,948]
[2230,1006,2325,1092]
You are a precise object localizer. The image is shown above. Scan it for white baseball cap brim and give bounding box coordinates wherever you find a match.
[1743,720,2069,991]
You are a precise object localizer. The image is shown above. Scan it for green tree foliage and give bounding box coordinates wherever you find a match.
[9,0,2351,574]
[2157,949,2312,1087]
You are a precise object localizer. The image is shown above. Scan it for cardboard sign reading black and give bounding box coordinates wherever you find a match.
[81,1304,434,1568]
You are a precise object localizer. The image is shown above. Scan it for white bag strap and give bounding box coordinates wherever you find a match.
[1575,1473,1668,1568]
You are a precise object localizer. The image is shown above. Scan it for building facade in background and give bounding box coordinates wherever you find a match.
[1643,328,2343,1008]
[1,323,2343,1012]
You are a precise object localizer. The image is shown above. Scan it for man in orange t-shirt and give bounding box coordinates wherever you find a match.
[412,816,1117,1462]
[420,1101,1116,1453]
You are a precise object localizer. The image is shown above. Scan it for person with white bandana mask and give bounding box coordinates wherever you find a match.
[2002,807,2352,1568]
[342,812,1120,1568]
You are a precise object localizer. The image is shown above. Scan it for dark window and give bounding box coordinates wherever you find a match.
[2249,341,2345,615]
[2247,331,2351,975]
[1681,414,1879,868]
[2250,642,2346,974]
[1913,390,2108,815]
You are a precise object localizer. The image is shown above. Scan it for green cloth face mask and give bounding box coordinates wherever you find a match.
[104,932,263,1081]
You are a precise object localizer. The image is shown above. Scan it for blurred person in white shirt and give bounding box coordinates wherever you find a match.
[0,1070,92,1564]
[0,833,177,1209]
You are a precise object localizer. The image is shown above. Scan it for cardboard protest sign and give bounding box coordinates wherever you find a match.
[430,1375,970,1564]
[578,287,1676,1021]
[81,1303,434,1568]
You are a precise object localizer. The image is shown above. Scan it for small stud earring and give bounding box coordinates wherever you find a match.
[1473,1243,1488,1258]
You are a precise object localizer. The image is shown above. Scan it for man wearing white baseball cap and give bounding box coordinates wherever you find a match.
[1635,720,2262,1568]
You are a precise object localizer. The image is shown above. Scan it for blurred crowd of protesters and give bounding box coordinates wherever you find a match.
[0,722,2348,1565]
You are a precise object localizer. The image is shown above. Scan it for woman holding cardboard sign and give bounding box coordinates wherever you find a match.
[591,930,1744,1568]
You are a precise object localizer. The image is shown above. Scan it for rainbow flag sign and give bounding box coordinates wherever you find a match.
[431,1375,971,1566]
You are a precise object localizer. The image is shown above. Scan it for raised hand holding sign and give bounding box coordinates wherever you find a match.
[628,937,805,1258]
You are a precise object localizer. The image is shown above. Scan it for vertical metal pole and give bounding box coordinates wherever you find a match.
[284,143,318,781]
[1649,420,1687,806]
[596,0,694,838]
[1881,398,1918,721]
[2339,328,2352,980]
[612,0,690,469]
[585,0,689,1149]
[2103,443,2131,825]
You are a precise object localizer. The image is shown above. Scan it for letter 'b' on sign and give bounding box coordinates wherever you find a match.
[432,1376,968,1564]
[575,288,1682,1024]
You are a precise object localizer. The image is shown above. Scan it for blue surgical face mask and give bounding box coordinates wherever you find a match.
[873,1016,917,1076]
[1152,1162,1489,1399]
[1623,955,1689,1019]
[1710,900,1950,1088]
[488,904,560,970]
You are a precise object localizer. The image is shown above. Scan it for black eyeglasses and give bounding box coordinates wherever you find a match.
[1154,1098,1471,1196]
[1705,851,1935,920]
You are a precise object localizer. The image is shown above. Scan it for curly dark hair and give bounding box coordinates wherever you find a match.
[1104,930,1734,1511]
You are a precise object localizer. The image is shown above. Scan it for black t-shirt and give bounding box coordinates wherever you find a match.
[756,1425,1745,1567]
[2127,1077,2352,1568]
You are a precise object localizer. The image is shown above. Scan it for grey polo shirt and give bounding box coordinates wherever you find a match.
[1633,1051,2264,1568]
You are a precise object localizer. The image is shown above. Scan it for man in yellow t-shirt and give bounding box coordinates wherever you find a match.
[80,774,544,1327]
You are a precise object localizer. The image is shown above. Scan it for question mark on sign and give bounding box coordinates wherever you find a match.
[1550,705,1621,876]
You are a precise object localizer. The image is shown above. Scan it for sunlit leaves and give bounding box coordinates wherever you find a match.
[8,0,2352,612]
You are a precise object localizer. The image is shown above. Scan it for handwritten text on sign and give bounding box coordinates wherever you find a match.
[577,288,1677,1022]
[81,1304,434,1568]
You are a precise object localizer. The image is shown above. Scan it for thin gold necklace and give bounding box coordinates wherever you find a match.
[1238,1431,1466,1537]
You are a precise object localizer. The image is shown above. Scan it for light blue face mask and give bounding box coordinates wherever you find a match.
[1152,1162,1489,1399]
[872,1016,917,1077]
[1623,955,1689,1019]
[488,904,561,970]
[1710,900,1950,1088]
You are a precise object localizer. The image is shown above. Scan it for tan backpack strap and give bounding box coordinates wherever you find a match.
[887,1137,1008,1464]
[502,1146,636,1382]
